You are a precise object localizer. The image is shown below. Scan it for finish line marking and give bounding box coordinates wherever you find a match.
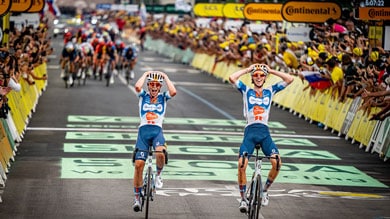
[26,127,340,140]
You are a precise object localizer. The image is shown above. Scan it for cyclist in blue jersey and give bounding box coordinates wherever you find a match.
[121,43,138,80]
[132,71,177,212]
[229,63,294,213]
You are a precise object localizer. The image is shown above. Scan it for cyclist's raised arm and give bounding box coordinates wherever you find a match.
[160,72,176,97]
[135,71,149,93]
[229,66,250,84]
[266,64,294,85]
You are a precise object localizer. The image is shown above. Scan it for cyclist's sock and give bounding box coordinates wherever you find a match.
[156,166,163,176]
[134,187,143,199]
[239,184,246,199]
[264,178,273,191]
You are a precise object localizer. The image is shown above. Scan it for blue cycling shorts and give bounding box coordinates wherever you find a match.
[239,123,279,158]
[134,125,165,161]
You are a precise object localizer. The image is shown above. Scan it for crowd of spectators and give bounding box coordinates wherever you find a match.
[144,11,389,121]
[0,20,52,119]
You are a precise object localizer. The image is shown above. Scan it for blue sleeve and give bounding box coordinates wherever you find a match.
[235,80,247,94]
[271,81,288,94]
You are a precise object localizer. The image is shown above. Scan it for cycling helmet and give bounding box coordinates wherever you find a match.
[65,43,74,52]
[147,72,164,84]
[82,45,90,54]
[249,64,268,76]
[115,39,122,46]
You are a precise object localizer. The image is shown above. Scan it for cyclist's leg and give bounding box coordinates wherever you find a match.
[153,130,166,188]
[261,134,281,192]
[133,132,149,211]
[238,125,257,200]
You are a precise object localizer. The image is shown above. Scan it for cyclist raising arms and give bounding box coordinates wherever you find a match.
[229,63,294,212]
[132,71,177,212]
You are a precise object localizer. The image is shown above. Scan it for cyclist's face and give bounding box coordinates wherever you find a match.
[148,82,161,97]
[252,71,266,87]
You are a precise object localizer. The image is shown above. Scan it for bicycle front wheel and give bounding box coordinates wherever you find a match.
[144,166,152,219]
[247,175,262,219]
[254,174,262,218]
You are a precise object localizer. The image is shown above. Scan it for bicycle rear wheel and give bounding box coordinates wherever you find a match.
[144,166,152,219]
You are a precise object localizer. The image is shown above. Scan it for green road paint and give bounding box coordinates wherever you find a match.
[64,132,317,146]
[202,127,296,134]
[67,115,286,128]
[61,158,388,188]
[67,124,137,129]
[64,143,133,153]
[61,158,131,179]
[65,132,317,146]
[64,144,338,160]
[281,149,340,160]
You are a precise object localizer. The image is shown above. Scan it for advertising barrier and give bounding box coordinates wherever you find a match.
[0,63,48,201]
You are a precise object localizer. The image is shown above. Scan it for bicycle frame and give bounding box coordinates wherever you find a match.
[132,146,168,219]
[243,145,278,219]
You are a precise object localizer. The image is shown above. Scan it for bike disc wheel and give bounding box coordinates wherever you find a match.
[145,166,152,219]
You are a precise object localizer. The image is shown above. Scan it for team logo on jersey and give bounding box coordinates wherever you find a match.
[249,96,270,106]
[143,104,163,112]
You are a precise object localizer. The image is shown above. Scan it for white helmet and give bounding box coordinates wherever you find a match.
[65,43,74,52]
[147,72,164,83]
[249,64,268,76]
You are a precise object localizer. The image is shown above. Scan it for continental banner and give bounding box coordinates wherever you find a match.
[281,1,341,23]
[10,0,33,12]
[27,0,45,13]
[0,1,11,16]
[244,3,283,21]
[358,7,390,20]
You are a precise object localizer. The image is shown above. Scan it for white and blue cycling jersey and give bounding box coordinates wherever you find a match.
[138,89,173,128]
[234,80,288,127]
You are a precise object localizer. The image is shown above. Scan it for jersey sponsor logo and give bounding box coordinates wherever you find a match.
[249,96,270,105]
[143,103,163,112]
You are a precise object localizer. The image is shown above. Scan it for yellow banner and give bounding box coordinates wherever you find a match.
[223,3,244,19]
[281,1,341,23]
[0,1,11,16]
[359,7,390,20]
[10,0,33,12]
[28,0,45,13]
[244,3,283,21]
[194,3,224,17]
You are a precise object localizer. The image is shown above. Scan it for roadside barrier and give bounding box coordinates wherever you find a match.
[144,36,390,162]
[0,62,48,202]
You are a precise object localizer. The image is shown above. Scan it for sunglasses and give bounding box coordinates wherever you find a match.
[252,73,266,78]
[148,82,162,87]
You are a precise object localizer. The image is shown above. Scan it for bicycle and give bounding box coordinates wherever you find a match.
[105,60,114,87]
[242,144,279,219]
[132,146,168,219]
[123,61,135,85]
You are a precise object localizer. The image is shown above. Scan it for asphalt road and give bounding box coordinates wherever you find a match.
[0,36,389,219]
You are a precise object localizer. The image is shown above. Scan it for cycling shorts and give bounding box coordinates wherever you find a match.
[239,123,279,158]
[134,125,166,161]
